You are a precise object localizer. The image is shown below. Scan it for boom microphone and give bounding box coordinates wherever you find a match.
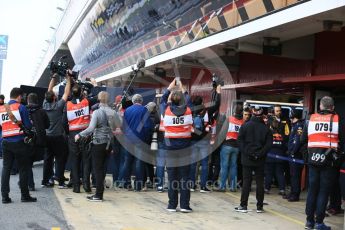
[123,58,146,98]
[136,58,146,70]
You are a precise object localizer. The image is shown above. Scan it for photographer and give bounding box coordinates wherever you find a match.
[75,91,115,201]
[67,83,96,193]
[0,88,37,203]
[42,72,71,188]
[162,79,193,213]
[301,96,344,230]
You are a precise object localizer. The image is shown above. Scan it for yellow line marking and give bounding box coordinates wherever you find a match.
[51,228,61,230]
[225,192,304,226]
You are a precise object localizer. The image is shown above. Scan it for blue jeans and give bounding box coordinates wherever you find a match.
[167,165,190,209]
[265,162,286,191]
[118,145,145,191]
[189,140,209,188]
[156,141,166,188]
[306,165,337,224]
[112,138,126,184]
[289,161,303,198]
[219,145,239,190]
[0,131,3,158]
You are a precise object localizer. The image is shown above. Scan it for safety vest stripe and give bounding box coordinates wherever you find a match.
[308,134,339,142]
[2,129,24,136]
[69,123,90,131]
[164,131,191,138]
[308,141,338,148]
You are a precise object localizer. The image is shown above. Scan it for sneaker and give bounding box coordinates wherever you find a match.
[200,187,211,193]
[313,223,331,230]
[278,190,286,196]
[235,206,248,213]
[264,189,270,194]
[180,207,193,213]
[86,195,103,202]
[229,188,237,192]
[166,206,177,212]
[41,181,54,188]
[256,207,265,213]
[28,187,35,192]
[190,185,196,192]
[21,196,37,202]
[58,184,68,189]
[304,221,314,229]
[2,197,12,204]
[157,186,164,193]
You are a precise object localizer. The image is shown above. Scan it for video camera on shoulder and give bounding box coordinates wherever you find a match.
[48,55,78,79]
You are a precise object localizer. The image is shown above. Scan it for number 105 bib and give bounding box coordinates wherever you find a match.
[163,106,193,139]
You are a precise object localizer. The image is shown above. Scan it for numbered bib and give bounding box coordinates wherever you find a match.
[67,99,91,131]
[163,106,193,139]
[226,116,243,140]
[0,103,23,137]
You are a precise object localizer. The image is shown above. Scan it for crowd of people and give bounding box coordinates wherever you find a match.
[0,73,344,229]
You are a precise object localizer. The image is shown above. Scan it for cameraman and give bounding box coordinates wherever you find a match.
[67,83,97,193]
[42,72,71,188]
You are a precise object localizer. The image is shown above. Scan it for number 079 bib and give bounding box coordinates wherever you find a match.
[307,113,339,166]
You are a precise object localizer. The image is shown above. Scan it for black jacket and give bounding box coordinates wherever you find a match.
[238,116,273,166]
[27,104,50,147]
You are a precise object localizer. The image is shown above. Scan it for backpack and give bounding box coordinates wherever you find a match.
[193,114,205,133]
[30,109,48,148]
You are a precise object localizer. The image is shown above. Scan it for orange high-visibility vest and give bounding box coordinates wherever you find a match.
[67,99,90,131]
[0,103,24,137]
[163,106,193,139]
[226,116,244,140]
[113,108,124,135]
[307,113,339,149]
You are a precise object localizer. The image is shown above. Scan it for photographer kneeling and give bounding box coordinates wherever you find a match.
[74,91,115,202]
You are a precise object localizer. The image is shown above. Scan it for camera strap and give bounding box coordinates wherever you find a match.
[329,114,334,149]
